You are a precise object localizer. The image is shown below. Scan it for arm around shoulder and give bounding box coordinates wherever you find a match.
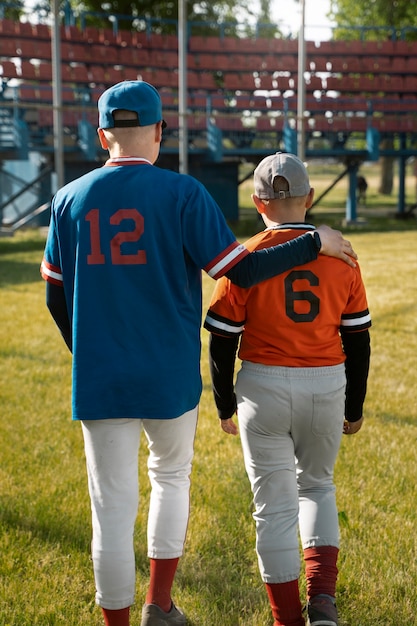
[315,225,357,268]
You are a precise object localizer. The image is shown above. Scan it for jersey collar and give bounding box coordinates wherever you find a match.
[104,157,153,167]
[266,223,315,231]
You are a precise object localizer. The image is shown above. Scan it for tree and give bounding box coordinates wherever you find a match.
[329,0,417,41]
[2,0,24,20]
[65,0,276,37]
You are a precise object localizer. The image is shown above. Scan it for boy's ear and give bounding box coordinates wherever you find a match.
[305,187,315,209]
[155,121,163,143]
[97,128,108,150]
[252,194,266,214]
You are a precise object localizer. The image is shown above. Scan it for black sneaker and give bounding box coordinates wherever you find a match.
[140,602,186,626]
[307,595,338,626]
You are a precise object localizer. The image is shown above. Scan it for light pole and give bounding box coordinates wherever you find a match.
[51,0,65,190]
[178,0,188,174]
[296,0,306,161]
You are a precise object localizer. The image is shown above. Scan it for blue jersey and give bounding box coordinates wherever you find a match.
[41,157,248,420]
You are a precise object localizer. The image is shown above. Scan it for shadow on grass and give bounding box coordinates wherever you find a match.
[0,495,91,555]
[0,237,46,256]
[0,493,152,576]
[0,234,46,286]
[0,260,43,286]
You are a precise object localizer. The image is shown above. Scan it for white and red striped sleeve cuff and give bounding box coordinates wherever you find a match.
[205,242,249,279]
[40,258,63,286]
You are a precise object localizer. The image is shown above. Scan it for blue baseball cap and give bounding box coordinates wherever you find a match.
[98,80,165,129]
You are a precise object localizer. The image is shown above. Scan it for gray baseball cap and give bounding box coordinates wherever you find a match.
[98,80,165,129]
[254,152,310,199]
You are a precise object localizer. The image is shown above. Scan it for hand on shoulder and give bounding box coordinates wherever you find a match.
[315,225,357,268]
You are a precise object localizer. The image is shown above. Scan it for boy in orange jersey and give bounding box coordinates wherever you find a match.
[204,153,371,626]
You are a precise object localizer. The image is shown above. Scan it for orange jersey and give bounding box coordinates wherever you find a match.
[205,224,371,367]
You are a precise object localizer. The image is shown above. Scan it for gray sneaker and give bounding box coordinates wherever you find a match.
[140,602,186,626]
[307,595,338,626]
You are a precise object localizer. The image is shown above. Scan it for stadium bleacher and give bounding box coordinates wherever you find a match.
[1,16,417,158]
[1,16,417,228]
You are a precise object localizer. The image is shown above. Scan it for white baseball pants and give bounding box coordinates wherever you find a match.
[81,407,198,610]
[235,362,345,584]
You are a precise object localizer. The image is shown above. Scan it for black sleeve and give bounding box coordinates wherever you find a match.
[46,282,72,352]
[225,232,318,288]
[209,333,240,420]
[340,329,371,422]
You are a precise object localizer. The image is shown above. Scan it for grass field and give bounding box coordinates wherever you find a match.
[0,213,416,625]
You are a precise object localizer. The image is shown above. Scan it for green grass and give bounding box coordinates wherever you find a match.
[1,224,417,625]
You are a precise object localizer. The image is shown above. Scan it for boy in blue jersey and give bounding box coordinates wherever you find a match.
[41,80,357,626]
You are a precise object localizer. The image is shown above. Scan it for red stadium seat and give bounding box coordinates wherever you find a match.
[402,75,417,93]
[38,84,53,101]
[390,56,406,73]
[163,110,179,128]
[256,116,278,132]
[122,66,141,81]
[275,54,298,72]
[136,68,158,84]
[62,85,76,103]
[61,24,85,42]
[117,46,151,67]
[70,64,90,83]
[37,62,53,81]
[20,60,38,80]
[89,65,107,84]
[152,68,179,89]
[248,38,278,54]
[0,18,17,35]
[38,108,54,127]
[105,66,125,84]
[17,83,39,101]
[0,37,18,56]
[203,72,222,90]
[188,36,224,53]
[222,72,250,91]
[148,34,178,51]
[90,43,119,64]
[0,60,18,78]
[15,38,51,60]
[61,42,87,63]
[32,23,50,39]
[16,21,34,38]
[81,26,98,43]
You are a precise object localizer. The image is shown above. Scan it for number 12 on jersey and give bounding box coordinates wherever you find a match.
[85,208,147,265]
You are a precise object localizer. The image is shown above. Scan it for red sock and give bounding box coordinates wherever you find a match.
[265,580,305,626]
[145,557,180,613]
[304,546,339,601]
[101,607,130,626]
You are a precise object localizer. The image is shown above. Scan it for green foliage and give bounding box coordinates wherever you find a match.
[329,0,417,40]
[1,0,24,20]
[66,0,276,37]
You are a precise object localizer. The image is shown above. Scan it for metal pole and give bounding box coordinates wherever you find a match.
[51,0,65,190]
[178,0,188,174]
[297,0,306,161]
[397,135,406,215]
